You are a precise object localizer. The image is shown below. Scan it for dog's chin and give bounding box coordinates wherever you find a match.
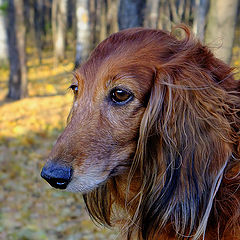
[65,175,108,193]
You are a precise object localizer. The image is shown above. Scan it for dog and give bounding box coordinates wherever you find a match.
[41,26,240,240]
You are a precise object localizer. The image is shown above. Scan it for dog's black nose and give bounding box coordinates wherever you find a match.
[41,163,73,189]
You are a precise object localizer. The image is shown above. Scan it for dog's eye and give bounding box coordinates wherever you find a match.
[110,88,133,105]
[69,84,78,95]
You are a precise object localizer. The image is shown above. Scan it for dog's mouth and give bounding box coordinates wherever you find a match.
[41,161,132,193]
[41,167,106,193]
[40,162,113,192]
[107,162,132,177]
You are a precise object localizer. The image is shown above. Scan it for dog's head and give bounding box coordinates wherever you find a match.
[41,28,158,192]
[41,27,239,239]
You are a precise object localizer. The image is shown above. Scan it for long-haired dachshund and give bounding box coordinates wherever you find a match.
[41,26,240,240]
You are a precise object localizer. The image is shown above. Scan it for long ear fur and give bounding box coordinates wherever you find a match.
[128,47,240,239]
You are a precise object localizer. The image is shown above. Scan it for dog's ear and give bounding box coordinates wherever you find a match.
[130,63,234,239]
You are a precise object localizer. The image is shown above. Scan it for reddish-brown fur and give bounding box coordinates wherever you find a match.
[43,26,240,239]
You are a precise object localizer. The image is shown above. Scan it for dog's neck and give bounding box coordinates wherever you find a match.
[108,163,240,240]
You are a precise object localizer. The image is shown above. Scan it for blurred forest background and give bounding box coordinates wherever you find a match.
[0,0,239,239]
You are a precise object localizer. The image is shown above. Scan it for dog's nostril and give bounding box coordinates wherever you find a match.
[41,163,73,190]
[48,178,69,189]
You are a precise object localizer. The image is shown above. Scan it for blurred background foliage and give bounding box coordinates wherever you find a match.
[0,0,239,239]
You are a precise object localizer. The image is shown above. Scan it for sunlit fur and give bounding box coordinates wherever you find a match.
[48,26,240,240]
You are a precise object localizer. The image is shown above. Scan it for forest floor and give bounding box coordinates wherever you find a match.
[0,46,240,240]
[0,51,118,240]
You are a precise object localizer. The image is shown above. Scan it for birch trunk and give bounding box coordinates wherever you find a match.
[193,0,208,42]
[205,0,239,64]
[75,0,91,68]
[52,0,67,66]
[0,0,8,62]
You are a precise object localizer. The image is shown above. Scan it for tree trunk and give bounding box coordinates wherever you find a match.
[205,0,239,64]
[89,0,100,47]
[144,0,160,29]
[67,0,75,29]
[97,0,119,43]
[158,0,171,31]
[118,0,146,30]
[0,0,8,62]
[184,0,191,25]
[193,0,209,42]
[75,0,91,68]
[52,0,67,66]
[106,0,119,34]
[66,0,76,49]
[169,0,180,24]
[99,0,107,42]
[7,0,27,100]
[34,0,45,64]
[177,0,185,21]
